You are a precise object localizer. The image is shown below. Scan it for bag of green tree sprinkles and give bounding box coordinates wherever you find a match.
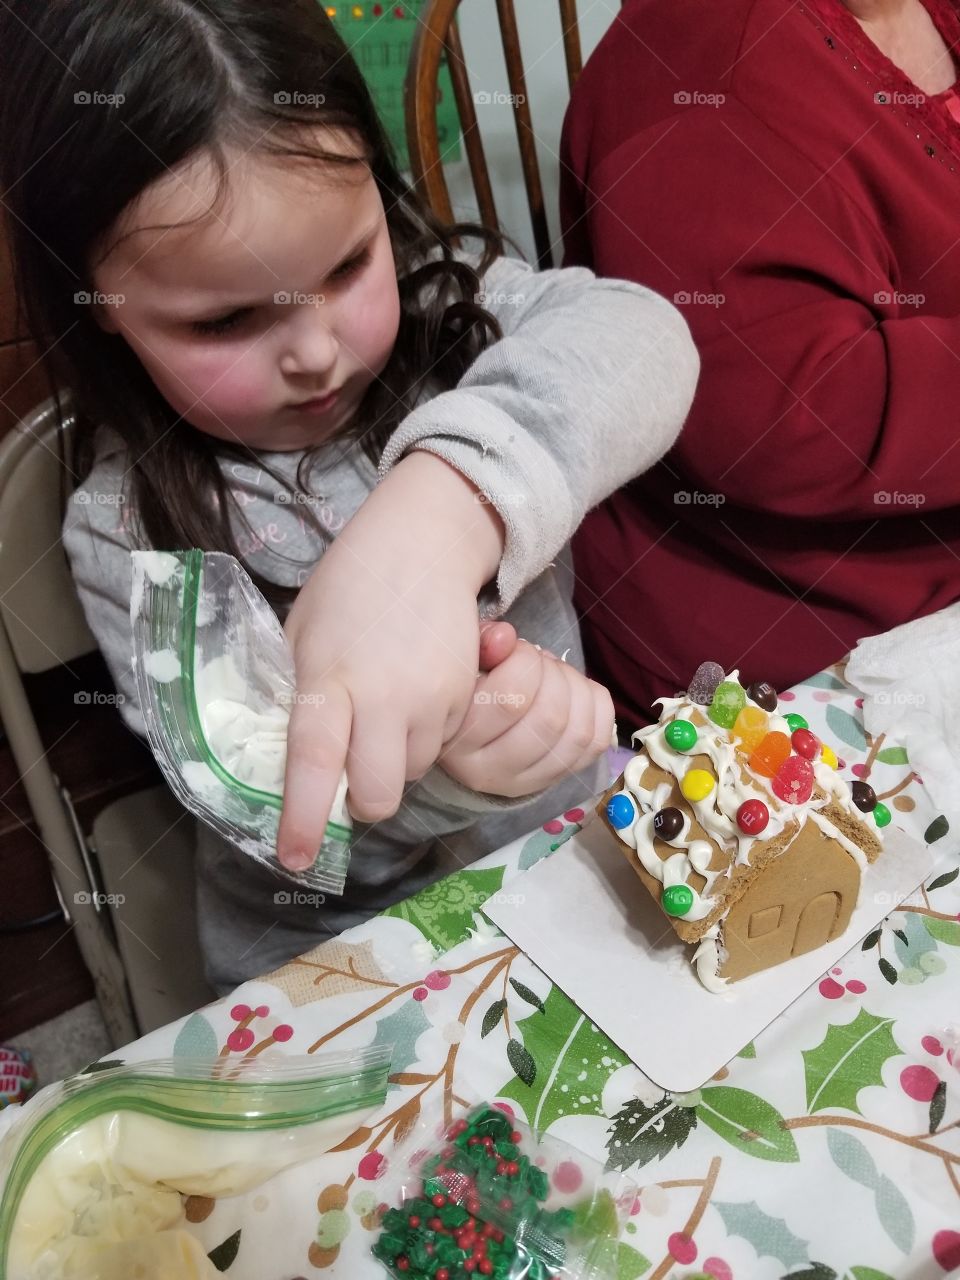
[372,1104,633,1280]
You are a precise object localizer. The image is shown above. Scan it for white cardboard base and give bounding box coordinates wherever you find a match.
[483,813,934,1091]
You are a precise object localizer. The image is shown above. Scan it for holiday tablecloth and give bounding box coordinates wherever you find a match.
[99,664,960,1280]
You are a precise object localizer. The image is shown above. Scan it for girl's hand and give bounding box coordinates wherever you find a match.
[277,452,507,871]
[439,641,615,797]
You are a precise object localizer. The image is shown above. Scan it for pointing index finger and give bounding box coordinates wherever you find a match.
[277,682,352,872]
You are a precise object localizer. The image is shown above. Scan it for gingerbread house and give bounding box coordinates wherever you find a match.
[599,665,887,990]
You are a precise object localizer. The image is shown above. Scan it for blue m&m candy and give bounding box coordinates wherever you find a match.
[606,792,636,830]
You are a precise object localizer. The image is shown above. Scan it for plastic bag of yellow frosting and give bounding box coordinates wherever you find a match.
[0,1047,390,1279]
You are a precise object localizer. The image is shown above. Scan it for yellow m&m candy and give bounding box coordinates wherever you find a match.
[820,743,838,769]
[681,769,715,803]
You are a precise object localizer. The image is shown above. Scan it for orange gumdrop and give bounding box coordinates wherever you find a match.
[749,730,792,778]
[732,706,769,755]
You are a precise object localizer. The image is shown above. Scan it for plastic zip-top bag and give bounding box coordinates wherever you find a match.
[130,550,352,894]
[0,1046,391,1279]
[374,1103,637,1280]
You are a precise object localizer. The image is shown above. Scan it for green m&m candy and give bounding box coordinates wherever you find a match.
[662,884,695,917]
[664,718,698,752]
[873,801,892,828]
[784,713,809,733]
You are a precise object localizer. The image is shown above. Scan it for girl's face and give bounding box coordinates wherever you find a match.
[94,134,401,452]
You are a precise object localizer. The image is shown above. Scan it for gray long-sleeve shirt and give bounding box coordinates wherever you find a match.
[63,254,698,989]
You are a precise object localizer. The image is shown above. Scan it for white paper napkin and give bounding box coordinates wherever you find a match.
[845,603,960,828]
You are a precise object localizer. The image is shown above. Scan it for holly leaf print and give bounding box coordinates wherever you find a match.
[696,1087,798,1162]
[825,706,867,752]
[500,986,627,1132]
[173,1013,218,1061]
[383,866,505,951]
[605,1094,697,1172]
[803,1009,901,1115]
[208,1230,241,1272]
[371,999,431,1081]
[712,1200,809,1269]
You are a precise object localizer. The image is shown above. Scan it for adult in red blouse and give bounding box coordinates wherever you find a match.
[561,0,960,725]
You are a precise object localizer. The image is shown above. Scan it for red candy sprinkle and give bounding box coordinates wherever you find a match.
[408,1215,420,1228]
[736,798,769,835]
[396,1258,409,1272]
[510,1130,522,1143]
[791,727,820,759]
[463,1263,476,1274]
[479,1262,493,1276]
[431,1193,447,1207]
[428,1217,443,1231]
[436,1271,450,1280]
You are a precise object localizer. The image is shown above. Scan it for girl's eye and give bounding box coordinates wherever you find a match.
[329,246,371,282]
[192,307,252,337]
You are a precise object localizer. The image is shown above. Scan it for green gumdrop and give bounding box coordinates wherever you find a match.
[707,681,746,729]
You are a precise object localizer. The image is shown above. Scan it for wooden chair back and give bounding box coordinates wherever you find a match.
[405,0,584,268]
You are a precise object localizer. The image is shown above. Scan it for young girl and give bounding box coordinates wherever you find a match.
[0,0,698,989]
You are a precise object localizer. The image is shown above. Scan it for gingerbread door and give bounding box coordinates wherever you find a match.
[720,820,861,981]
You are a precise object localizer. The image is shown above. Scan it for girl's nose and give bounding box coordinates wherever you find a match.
[278,302,339,379]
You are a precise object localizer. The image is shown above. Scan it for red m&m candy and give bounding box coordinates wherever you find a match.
[736,799,769,835]
[791,727,820,760]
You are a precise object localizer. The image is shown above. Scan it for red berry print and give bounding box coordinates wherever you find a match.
[255,1004,269,1018]
[900,1065,941,1102]
[425,970,451,990]
[358,1151,387,1180]
[227,1027,255,1052]
[563,808,585,822]
[845,980,866,995]
[412,987,429,1001]
[923,1036,944,1056]
[704,1259,733,1280]
[818,977,845,999]
[543,819,564,834]
[933,1230,960,1271]
[273,1023,294,1042]
[230,1003,251,1021]
[552,1160,583,1193]
[667,1232,697,1264]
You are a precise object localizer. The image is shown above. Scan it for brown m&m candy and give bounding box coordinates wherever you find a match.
[746,680,778,713]
[851,781,877,813]
[653,807,685,841]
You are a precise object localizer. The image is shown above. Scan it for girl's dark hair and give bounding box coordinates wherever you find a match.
[0,0,506,604]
